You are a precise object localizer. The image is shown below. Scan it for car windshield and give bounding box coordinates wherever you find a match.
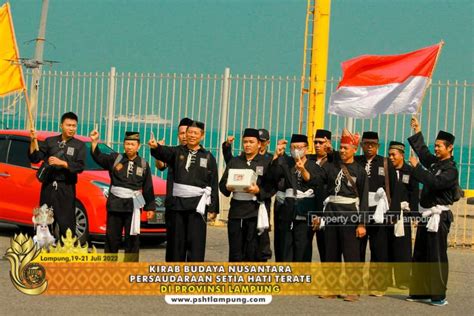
[84,143,116,170]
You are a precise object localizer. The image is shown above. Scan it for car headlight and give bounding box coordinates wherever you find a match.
[91,181,110,198]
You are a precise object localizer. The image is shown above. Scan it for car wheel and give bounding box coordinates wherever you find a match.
[75,202,90,245]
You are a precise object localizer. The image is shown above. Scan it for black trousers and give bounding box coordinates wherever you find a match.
[166,209,207,262]
[165,208,172,262]
[366,224,390,291]
[410,211,452,301]
[279,220,313,262]
[387,222,412,287]
[273,201,284,262]
[256,229,272,261]
[105,211,139,262]
[228,217,259,262]
[40,181,76,240]
[323,204,363,294]
[307,228,326,262]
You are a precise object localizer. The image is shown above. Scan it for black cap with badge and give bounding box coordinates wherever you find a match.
[258,129,270,141]
[124,131,140,142]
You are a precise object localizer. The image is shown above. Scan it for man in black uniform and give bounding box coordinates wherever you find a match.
[270,134,321,262]
[386,141,419,289]
[29,112,86,242]
[222,128,274,261]
[308,129,332,262]
[153,117,192,262]
[219,128,273,261]
[319,128,368,301]
[90,130,156,262]
[355,131,390,295]
[406,116,458,307]
[149,120,219,262]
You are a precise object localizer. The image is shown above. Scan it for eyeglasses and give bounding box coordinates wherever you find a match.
[314,140,326,145]
[58,140,66,149]
[362,141,379,146]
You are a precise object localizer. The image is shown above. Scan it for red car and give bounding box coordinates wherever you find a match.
[0,130,166,244]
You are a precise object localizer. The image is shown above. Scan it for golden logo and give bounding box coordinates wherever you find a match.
[4,233,47,295]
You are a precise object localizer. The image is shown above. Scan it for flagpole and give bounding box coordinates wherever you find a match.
[416,40,445,115]
[23,88,39,150]
[411,41,444,157]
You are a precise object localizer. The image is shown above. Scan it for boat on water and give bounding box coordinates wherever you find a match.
[105,114,172,125]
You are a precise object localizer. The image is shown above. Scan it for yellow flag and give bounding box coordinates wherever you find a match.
[0,2,25,97]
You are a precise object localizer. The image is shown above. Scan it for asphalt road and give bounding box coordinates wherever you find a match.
[1,223,473,315]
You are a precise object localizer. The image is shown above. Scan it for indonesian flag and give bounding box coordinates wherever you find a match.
[328,43,442,118]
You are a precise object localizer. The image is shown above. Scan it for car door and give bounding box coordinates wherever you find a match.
[0,136,41,225]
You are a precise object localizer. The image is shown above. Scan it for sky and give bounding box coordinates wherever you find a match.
[9,0,474,81]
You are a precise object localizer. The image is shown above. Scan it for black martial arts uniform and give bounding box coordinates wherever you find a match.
[91,147,156,262]
[219,153,273,262]
[355,154,389,263]
[269,155,321,262]
[222,142,274,261]
[29,135,86,240]
[320,160,369,263]
[355,154,390,291]
[386,161,419,288]
[408,132,458,301]
[306,154,329,262]
[150,144,219,262]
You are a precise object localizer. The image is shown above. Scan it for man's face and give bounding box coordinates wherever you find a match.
[434,140,453,159]
[178,125,188,145]
[362,139,379,158]
[260,140,269,152]
[124,140,140,157]
[314,137,328,156]
[388,149,404,168]
[339,143,356,161]
[243,137,260,155]
[290,142,308,159]
[60,118,77,138]
[186,127,204,147]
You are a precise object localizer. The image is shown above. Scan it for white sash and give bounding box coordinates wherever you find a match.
[110,186,145,236]
[284,188,315,199]
[232,192,269,235]
[394,201,411,237]
[419,204,450,232]
[275,191,286,204]
[372,188,389,224]
[172,182,212,215]
[320,195,360,229]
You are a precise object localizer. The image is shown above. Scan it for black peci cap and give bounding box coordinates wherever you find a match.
[314,129,331,140]
[189,120,205,130]
[389,141,405,153]
[243,128,260,139]
[436,130,455,144]
[124,131,140,141]
[178,117,193,127]
[290,134,308,144]
[362,131,379,140]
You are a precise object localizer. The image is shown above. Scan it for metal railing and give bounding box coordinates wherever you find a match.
[1,68,473,247]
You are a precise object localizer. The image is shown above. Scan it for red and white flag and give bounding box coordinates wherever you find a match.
[328,43,442,118]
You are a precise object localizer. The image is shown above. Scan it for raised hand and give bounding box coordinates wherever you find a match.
[411,116,421,133]
[148,132,158,149]
[273,139,287,160]
[89,128,99,143]
[226,135,235,145]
